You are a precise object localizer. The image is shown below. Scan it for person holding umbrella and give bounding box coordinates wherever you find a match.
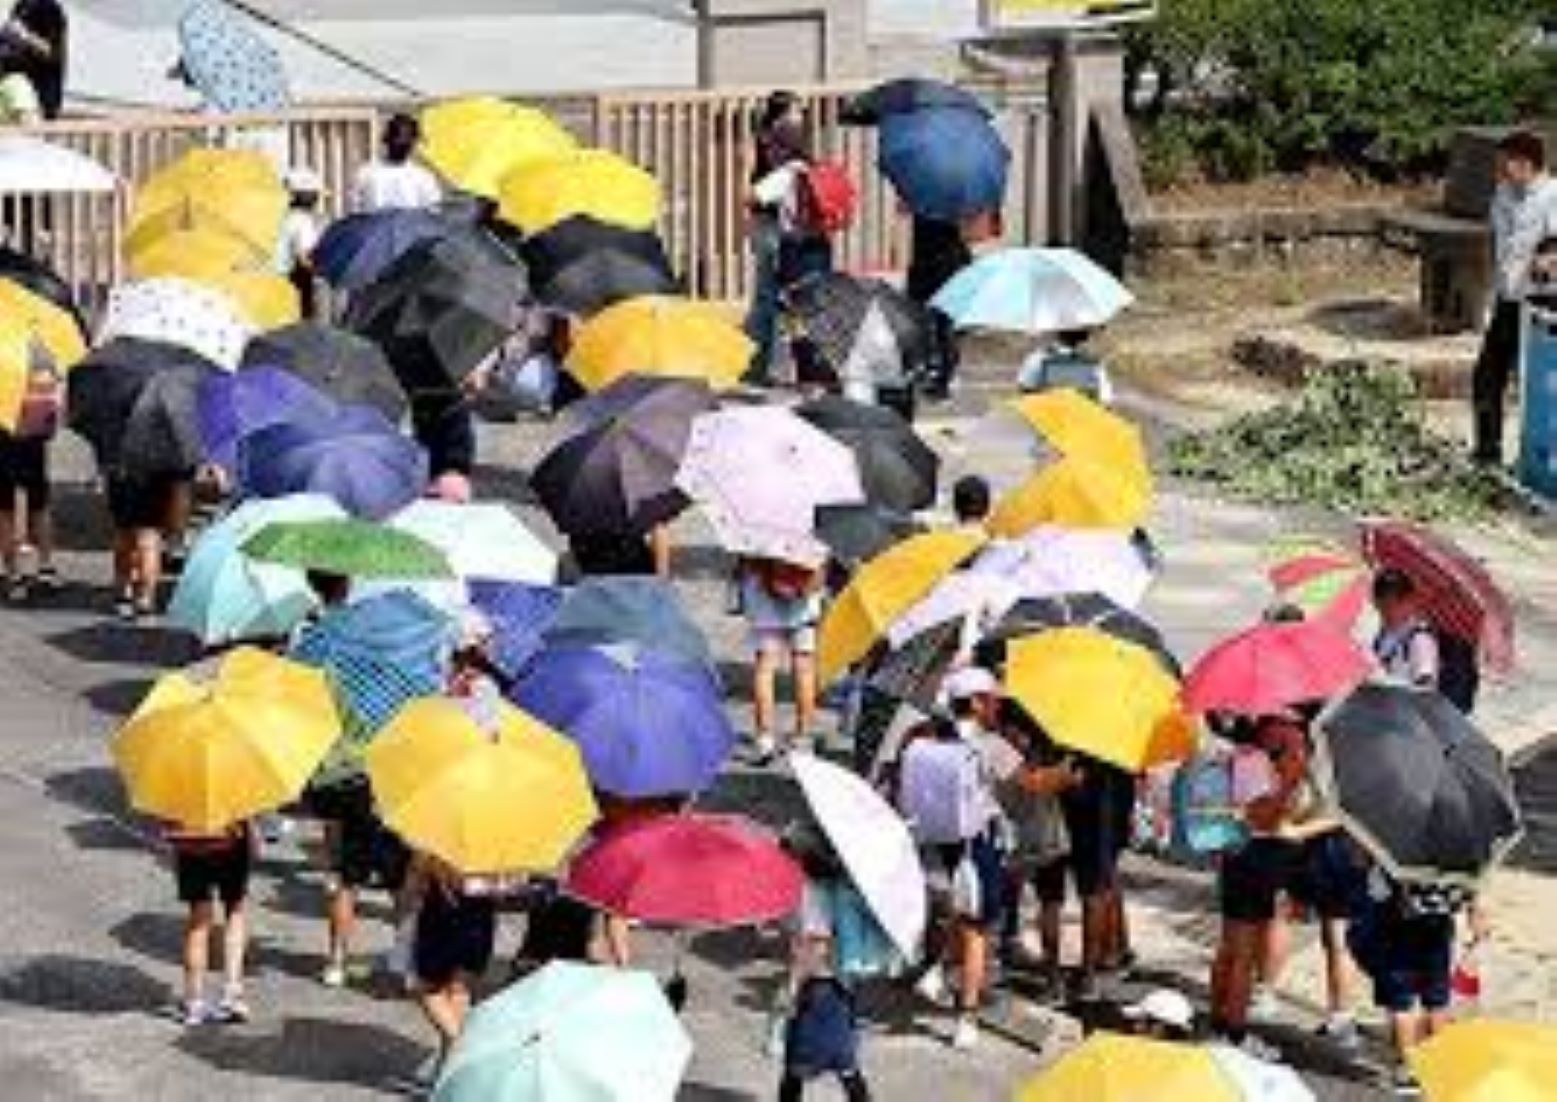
[740,555,825,764]
[352,113,442,214]
[744,91,805,385]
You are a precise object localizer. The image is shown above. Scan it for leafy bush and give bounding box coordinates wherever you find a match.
[1168,363,1506,521]
[1127,0,1548,185]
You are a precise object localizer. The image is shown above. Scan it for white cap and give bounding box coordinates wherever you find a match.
[1122,988,1195,1032]
[942,666,999,702]
[283,167,324,194]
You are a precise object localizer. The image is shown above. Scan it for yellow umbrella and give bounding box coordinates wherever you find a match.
[817,528,986,686]
[1005,627,1193,772]
[204,271,301,329]
[990,455,1152,536]
[127,226,269,282]
[1007,389,1149,477]
[112,648,340,834]
[0,281,86,431]
[422,96,578,199]
[567,295,753,392]
[499,148,660,234]
[129,148,286,259]
[1409,1020,1557,1102]
[366,697,598,874]
[1018,1033,1241,1102]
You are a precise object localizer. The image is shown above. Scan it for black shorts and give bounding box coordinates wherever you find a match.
[1350,907,1454,1013]
[414,888,497,987]
[1030,858,1069,907]
[311,781,410,891]
[106,473,184,530]
[174,842,251,908]
[0,433,49,508]
[1062,765,1135,898]
[1288,834,1365,921]
[1219,837,1305,923]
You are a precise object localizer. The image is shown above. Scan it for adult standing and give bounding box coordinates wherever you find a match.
[905,216,971,401]
[1472,129,1557,465]
[743,91,807,384]
[352,113,443,214]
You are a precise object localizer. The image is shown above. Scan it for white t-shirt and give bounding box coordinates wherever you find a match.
[274,210,321,274]
[752,161,808,235]
[352,160,442,213]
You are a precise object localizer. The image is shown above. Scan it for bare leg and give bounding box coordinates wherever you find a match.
[1260,906,1292,990]
[1039,901,1063,969]
[792,650,818,741]
[165,480,193,546]
[29,503,53,570]
[0,502,17,576]
[1319,918,1355,1016]
[328,885,356,969]
[648,525,672,579]
[603,913,632,966]
[957,923,988,1011]
[183,901,214,1007]
[134,527,163,608]
[1212,920,1263,1034]
[1105,886,1131,968]
[221,902,248,995]
[1390,1010,1421,1059]
[752,645,779,744]
[416,982,470,1068]
[1079,893,1108,979]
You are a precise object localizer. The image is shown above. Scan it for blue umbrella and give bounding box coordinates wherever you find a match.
[177,0,290,114]
[289,590,455,781]
[545,577,712,669]
[237,405,428,520]
[513,646,735,798]
[313,209,453,293]
[197,366,339,472]
[878,107,1010,222]
[467,580,564,681]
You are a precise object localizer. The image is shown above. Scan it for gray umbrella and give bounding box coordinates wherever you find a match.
[1313,682,1522,887]
[544,576,712,669]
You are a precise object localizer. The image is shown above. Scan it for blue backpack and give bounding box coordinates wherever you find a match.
[1170,753,1248,858]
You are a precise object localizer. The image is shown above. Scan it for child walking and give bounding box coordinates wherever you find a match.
[167,820,255,1025]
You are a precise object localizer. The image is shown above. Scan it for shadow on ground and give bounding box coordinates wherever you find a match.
[1509,732,1557,876]
[175,1016,425,1091]
[0,954,170,1014]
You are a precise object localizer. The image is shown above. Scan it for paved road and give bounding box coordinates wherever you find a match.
[5,370,1552,1099]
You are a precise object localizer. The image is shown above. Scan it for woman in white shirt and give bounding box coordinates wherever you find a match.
[353,113,442,214]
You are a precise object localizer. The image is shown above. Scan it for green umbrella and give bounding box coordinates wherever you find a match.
[433,962,691,1102]
[242,518,452,579]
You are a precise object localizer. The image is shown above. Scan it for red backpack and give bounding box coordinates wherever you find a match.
[796,161,858,238]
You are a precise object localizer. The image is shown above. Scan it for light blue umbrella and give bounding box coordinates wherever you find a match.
[931,246,1135,336]
[168,494,345,646]
[433,962,692,1102]
[178,0,291,114]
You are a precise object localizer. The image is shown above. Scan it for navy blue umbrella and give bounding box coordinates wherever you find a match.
[878,107,1010,222]
[237,405,428,520]
[842,79,991,125]
[513,645,735,798]
[314,209,454,293]
[197,365,338,472]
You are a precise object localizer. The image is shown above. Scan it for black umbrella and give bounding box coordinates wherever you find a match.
[795,395,939,513]
[520,215,678,319]
[67,337,218,477]
[0,246,85,333]
[785,272,934,388]
[814,502,922,569]
[981,594,1181,677]
[344,232,527,399]
[842,78,993,126]
[1314,682,1522,886]
[531,375,716,538]
[242,322,408,422]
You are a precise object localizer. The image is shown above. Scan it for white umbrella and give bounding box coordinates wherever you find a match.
[100,278,256,371]
[1209,1043,1318,1102]
[791,750,927,962]
[0,137,117,195]
[986,526,1156,611]
[886,568,1023,650]
[389,500,557,585]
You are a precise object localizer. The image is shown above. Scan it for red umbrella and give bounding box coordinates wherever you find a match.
[1361,521,1515,673]
[564,813,804,928]
[1268,551,1369,630]
[1184,621,1372,717]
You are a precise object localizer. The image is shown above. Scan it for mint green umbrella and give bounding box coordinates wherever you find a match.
[169,494,345,645]
[242,517,452,579]
[433,963,692,1102]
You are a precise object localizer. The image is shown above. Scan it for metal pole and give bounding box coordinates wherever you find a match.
[1049,33,1078,245]
[695,0,715,88]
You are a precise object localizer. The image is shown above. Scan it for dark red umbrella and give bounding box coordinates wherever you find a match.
[1184,620,1372,717]
[564,813,803,928]
[1361,521,1515,673]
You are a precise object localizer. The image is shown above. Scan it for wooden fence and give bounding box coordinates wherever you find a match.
[5,85,1052,319]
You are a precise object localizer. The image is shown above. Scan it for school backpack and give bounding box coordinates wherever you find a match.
[1384,624,1481,714]
[761,558,817,602]
[15,360,61,440]
[1169,751,1248,858]
[796,161,858,238]
[897,736,988,845]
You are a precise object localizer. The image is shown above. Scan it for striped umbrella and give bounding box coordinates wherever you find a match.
[1361,521,1514,673]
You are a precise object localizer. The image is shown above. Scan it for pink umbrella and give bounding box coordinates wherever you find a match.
[1184,620,1373,717]
[564,813,804,928]
[675,406,865,566]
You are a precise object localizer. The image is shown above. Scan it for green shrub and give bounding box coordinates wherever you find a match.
[1129,0,1547,183]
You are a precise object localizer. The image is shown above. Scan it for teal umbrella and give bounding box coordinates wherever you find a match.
[168,494,346,646]
[931,246,1135,335]
[434,962,691,1102]
[242,517,452,579]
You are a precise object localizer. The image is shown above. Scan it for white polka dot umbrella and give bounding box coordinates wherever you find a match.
[100,278,257,372]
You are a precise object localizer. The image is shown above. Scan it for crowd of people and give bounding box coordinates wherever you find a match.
[0,60,1538,1101]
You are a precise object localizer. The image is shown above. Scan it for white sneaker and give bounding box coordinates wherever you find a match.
[951,1014,980,1050]
[320,961,347,988]
[178,999,211,1027]
[751,733,779,764]
[915,965,949,1006]
[1316,1014,1361,1051]
[1247,986,1280,1024]
[1233,1033,1284,1063]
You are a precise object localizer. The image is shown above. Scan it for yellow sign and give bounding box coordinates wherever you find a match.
[983,0,1157,31]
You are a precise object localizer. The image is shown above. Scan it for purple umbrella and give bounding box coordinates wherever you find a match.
[237,405,428,520]
[197,366,339,472]
[512,645,736,798]
[313,208,454,293]
[466,579,564,680]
